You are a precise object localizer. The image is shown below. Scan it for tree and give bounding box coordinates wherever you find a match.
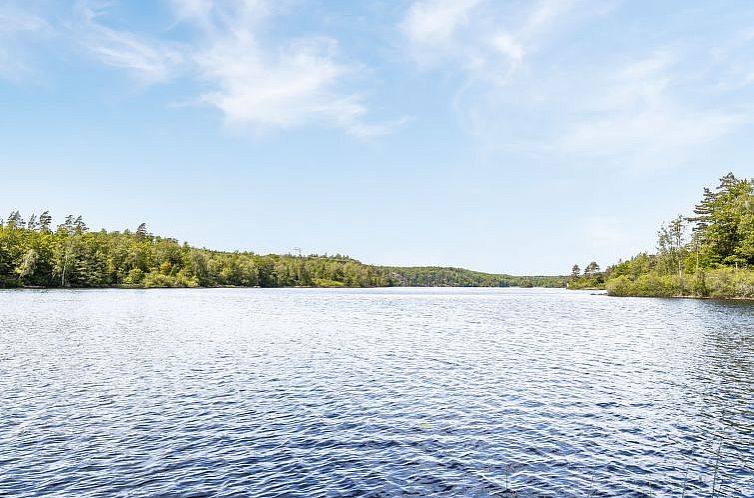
[74,216,88,233]
[135,223,148,240]
[27,214,38,231]
[16,249,38,283]
[570,264,581,280]
[584,261,600,277]
[39,211,52,232]
[6,211,24,230]
[58,215,75,235]
[657,215,686,276]
[689,173,753,266]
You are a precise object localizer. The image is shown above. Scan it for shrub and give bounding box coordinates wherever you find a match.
[606,275,634,296]
[124,268,144,285]
[143,273,178,288]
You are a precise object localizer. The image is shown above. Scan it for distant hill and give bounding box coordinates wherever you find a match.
[0,211,566,289]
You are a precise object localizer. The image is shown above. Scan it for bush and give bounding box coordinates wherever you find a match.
[606,272,682,297]
[124,268,144,285]
[606,275,633,296]
[705,268,754,299]
[312,278,346,288]
[607,269,754,299]
[143,273,178,288]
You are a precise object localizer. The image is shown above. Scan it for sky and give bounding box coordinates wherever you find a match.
[1,0,754,275]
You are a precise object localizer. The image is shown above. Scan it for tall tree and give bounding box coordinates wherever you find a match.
[39,211,52,232]
[135,223,148,240]
[6,211,24,230]
[657,215,686,276]
[584,261,600,277]
[27,214,38,231]
[571,264,581,280]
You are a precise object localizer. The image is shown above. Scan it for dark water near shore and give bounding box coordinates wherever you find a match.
[1,288,753,497]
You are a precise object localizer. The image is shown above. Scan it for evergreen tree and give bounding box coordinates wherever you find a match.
[27,214,38,231]
[39,211,52,232]
[584,262,600,277]
[571,264,581,280]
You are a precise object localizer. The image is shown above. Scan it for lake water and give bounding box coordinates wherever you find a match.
[1,288,752,497]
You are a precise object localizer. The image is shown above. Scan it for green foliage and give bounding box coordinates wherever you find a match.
[567,260,605,289]
[604,173,754,298]
[311,278,346,288]
[0,212,567,289]
[384,266,566,288]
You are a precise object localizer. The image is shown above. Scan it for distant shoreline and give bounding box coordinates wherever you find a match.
[0,284,566,290]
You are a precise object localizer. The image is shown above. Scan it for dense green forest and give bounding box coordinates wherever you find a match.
[0,212,566,289]
[596,173,754,298]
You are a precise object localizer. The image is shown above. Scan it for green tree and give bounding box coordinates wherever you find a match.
[584,261,600,277]
[16,248,38,284]
[39,211,52,232]
[570,264,581,280]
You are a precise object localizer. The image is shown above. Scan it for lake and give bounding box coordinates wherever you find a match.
[1,288,752,497]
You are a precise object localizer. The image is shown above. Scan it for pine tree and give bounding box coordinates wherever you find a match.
[27,214,38,231]
[136,223,148,240]
[39,211,52,232]
[570,264,581,280]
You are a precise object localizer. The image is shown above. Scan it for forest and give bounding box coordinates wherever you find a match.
[0,213,566,289]
[598,173,754,298]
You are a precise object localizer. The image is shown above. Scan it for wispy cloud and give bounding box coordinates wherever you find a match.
[400,0,753,170]
[0,3,50,81]
[554,53,747,169]
[402,0,578,81]
[30,0,402,137]
[183,1,387,137]
[77,3,183,84]
[402,0,483,58]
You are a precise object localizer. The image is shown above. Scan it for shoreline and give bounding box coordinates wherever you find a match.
[0,284,567,291]
[607,292,754,301]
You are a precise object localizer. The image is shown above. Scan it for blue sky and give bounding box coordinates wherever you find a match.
[1,0,753,274]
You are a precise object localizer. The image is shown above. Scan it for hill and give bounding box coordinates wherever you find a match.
[0,212,566,289]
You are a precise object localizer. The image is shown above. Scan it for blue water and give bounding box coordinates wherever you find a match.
[1,288,752,497]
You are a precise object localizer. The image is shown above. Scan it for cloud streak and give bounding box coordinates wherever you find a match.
[184,2,385,136]
[0,3,50,81]
[401,0,753,170]
[77,3,183,84]
[62,0,393,136]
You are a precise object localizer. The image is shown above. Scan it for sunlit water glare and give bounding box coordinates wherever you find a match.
[1,288,752,496]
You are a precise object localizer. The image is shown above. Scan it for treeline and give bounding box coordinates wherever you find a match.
[0,212,567,289]
[602,173,754,298]
[384,266,566,288]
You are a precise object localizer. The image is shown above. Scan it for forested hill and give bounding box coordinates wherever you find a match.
[601,173,754,298]
[0,213,566,289]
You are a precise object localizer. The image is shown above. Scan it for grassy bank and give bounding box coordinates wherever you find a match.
[606,268,754,299]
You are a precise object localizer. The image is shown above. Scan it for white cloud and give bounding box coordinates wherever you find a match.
[77,3,183,84]
[402,0,483,53]
[401,0,580,86]
[554,53,748,169]
[188,3,383,136]
[69,0,391,136]
[491,33,525,66]
[401,0,752,170]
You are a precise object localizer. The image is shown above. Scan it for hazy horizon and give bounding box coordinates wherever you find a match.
[2,1,753,274]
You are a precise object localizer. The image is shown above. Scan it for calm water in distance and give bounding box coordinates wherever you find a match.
[1,288,753,497]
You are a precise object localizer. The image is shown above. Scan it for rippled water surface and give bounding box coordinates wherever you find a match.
[1,288,753,497]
